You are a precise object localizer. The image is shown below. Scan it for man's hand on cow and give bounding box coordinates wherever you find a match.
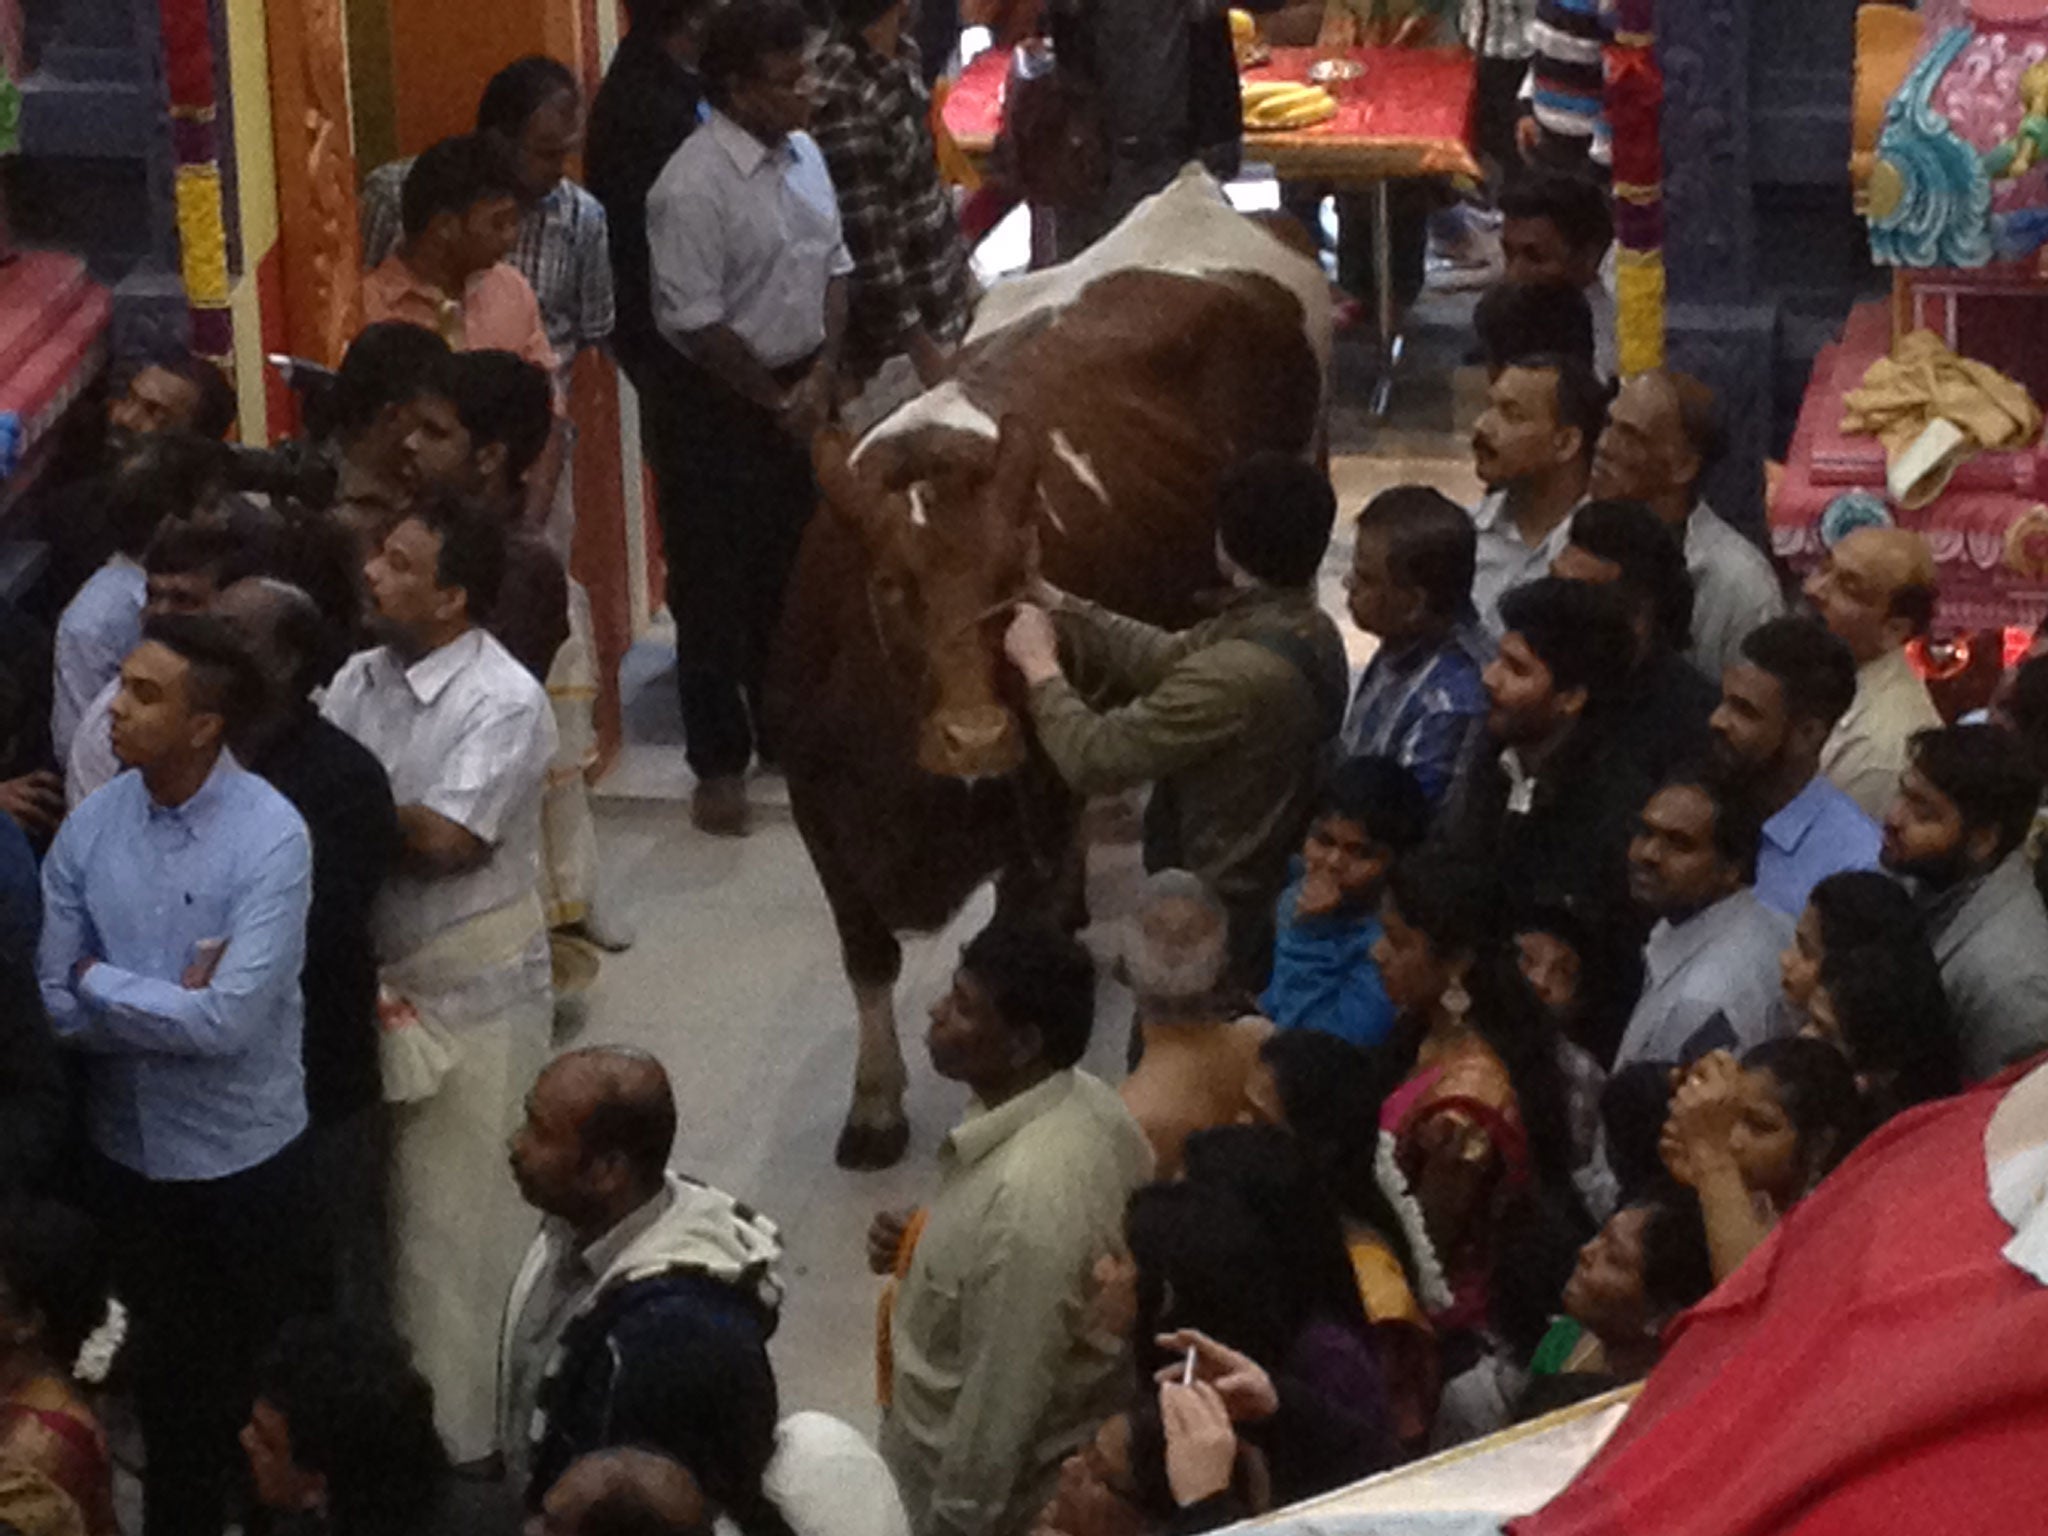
[1004,605,1064,685]
[780,367,834,442]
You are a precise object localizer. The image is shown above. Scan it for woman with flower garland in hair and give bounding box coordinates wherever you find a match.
[0,1202,123,1536]
[1371,854,1584,1357]
[1246,1030,1444,1451]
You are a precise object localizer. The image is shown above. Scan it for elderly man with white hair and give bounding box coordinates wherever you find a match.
[1118,870,1274,1178]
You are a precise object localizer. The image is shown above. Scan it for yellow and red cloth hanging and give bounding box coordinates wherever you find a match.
[1605,0,1663,377]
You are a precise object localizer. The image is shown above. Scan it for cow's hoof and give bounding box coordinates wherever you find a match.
[835,1119,911,1171]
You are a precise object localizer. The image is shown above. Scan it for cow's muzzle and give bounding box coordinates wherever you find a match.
[920,705,1027,781]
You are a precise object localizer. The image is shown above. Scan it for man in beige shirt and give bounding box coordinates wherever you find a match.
[872,920,1154,1536]
[1803,526,1942,819]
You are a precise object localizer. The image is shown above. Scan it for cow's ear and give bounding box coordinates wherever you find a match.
[990,415,1040,526]
[814,428,882,543]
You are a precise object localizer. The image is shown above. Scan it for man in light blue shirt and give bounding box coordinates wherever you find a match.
[1615,774,1792,1068]
[39,611,317,1536]
[1707,617,1880,917]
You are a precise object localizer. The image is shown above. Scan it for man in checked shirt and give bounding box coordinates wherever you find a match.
[809,0,974,412]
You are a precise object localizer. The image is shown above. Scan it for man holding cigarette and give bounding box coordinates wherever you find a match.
[871,918,1153,1536]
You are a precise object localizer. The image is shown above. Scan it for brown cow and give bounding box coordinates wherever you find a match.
[764,169,1331,1168]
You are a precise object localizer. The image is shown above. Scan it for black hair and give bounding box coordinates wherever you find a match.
[132,349,239,441]
[1316,755,1430,855]
[0,1199,109,1365]
[1124,1178,1317,1376]
[1383,850,1500,968]
[1908,724,2044,862]
[1503,352,1610,467]
[1215,453,1337,588]
[1649,771,1765,884]
[570,1048,680,1187]
[143,517,259,583]
[1252,1031,1418,1281]
[140,612,269,735]
[399,133,524,241]
[959,916,1097,1070]
[447,350,556,483]
[1738,617,1858,731]
[1600,1062,1678,1206]
[476,55,579,139]
[1637,1189,1715,1318]
[837,0,901,32]
[1498,170,1616,258]
[1179,1124,1374,1336]
[105,434,226,555]
[328,322,452,441]
[409,490,510,622]
[1741,1036,1871,1185]
[1474,281,1595,373]
[1806,869,1925,963]
[2008,651,2048,764]
[701,0,811,102]
[255,1316,448,1536]
[624,0,720,35]
[1496,575,1638,706]
[1567,498,1696,655]
[1355,485,1478,622]
[1815,937,1958,1114]
[1489,1187,1594,1358]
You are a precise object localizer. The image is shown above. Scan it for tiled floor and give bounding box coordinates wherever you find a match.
[580,442,1480,1433]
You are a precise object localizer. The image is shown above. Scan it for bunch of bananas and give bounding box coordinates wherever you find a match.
[1241,80,1338,132]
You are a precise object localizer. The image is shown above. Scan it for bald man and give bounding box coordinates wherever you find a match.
[1802,526,1943,819]
[1590,369,1786,677]
[502,1048,786,1504]
[529,1447,709,1536]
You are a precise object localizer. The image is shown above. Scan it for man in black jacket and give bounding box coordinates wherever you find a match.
[503,1048,785,1515]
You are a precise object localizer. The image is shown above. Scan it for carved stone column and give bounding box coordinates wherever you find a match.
[263,0,359,368]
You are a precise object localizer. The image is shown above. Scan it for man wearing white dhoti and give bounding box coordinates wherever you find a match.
[323,491,559,1462]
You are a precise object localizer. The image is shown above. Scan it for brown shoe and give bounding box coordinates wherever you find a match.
[691,775,750,837]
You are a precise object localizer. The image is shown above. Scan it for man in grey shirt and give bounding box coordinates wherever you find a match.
[1615,773,1792,1068]
[1882,724,2048,1082]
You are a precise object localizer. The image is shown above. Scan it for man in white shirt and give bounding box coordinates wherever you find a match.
[1590,369,1785,679]
[1468,354,1606,634]
[322,491,557,1464]
[646,0,851,836]
[1614,774,1792,1069]
[1802,525,1943,820]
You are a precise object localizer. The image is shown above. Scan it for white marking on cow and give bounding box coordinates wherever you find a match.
[965,165,1332,377]
[1048,430,1109,505]
[855,380,999,461]
[907,481,931,528]
[1036,486,1069,536]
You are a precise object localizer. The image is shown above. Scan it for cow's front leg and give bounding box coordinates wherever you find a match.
[837,978,910,1170]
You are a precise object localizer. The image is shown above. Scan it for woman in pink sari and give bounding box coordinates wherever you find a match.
[1372,855,1578,1341]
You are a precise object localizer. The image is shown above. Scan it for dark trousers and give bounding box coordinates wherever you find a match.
[89,1137,322,1536]
[308,1103,390,1328]
[1474,55,1529,182]
[639,359,816,781]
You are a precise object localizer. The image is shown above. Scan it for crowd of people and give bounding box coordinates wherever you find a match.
[3,0,2048,1534]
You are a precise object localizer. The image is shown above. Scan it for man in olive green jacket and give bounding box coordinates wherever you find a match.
[1003,454,1348,987]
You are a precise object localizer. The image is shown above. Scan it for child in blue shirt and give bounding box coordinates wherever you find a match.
[1263,756,1431,1050]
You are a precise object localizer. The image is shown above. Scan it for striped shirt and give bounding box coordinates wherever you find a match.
[1339,621,1494,808]
[1528,0,1614,165]
[1462,0,1538,62]
[360,164,615,371]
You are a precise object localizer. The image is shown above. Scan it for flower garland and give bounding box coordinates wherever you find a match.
[1375,1129,1453,1314]
[157,0,235,368]
[73,1298,128,1386]
[1605,0,1663,377]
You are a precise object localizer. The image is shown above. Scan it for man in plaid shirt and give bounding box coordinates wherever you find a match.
[361,56,614,375]
[808,0,973,389]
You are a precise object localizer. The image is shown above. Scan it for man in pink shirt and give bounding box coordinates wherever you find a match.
[363,133,556,378]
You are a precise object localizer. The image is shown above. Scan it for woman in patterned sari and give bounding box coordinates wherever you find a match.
[1372,854,1581,1354]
